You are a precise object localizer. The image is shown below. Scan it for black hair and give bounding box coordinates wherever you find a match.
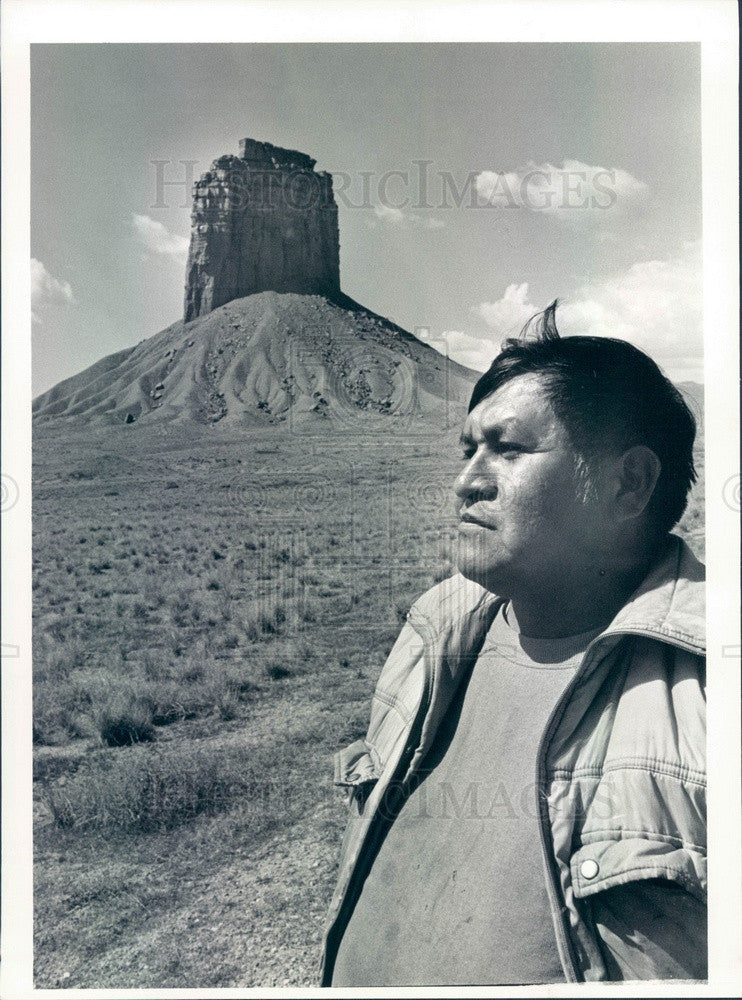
[468,301,697,533]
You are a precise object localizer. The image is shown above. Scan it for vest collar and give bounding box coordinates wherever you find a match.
[597,535,705,654]
[410,534,705,661]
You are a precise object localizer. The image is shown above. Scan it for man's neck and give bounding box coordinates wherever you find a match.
[508,540,666,640]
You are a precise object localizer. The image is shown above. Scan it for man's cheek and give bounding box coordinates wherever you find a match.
[509,507,543,538]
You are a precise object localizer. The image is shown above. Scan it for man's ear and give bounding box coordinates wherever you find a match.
[612,445,662,521]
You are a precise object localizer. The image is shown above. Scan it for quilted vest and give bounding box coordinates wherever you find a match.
[320,536,705,984]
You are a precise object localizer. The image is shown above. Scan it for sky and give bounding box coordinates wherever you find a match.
[30,43,702,395]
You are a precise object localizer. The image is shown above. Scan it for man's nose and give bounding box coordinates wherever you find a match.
[454,456,497,504]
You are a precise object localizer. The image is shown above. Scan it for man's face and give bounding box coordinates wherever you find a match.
[455,373,606,596]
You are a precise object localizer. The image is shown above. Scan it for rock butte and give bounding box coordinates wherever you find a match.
[184,138,341,322]
[32,137,480,427]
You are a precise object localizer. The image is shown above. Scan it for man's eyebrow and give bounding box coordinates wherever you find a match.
[460,415,523,447]
[484,417,522,440]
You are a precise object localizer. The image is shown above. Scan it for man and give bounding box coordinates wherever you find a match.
[320,303,706,985]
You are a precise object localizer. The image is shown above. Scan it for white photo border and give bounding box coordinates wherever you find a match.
[2,2,739,997]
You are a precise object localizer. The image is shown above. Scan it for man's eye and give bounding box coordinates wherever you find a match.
[497,444,523,458]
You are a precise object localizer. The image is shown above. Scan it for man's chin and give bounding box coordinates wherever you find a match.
[455,550,510,594]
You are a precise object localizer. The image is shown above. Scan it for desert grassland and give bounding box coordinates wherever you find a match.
[32,417,705,988]
[32,419,462,988]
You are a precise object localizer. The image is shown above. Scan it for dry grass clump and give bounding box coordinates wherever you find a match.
[33,638,259,747]
[96,695,157,747]
[41,743,269,832]
[40,738,309,836]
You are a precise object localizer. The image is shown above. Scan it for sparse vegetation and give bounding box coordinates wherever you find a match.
[32,411,704,987]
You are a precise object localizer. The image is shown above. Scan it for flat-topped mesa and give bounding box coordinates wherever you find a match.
[184,138,340,322]
[238,137,316,170]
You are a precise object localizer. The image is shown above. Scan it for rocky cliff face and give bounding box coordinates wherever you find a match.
[184,139,340,322]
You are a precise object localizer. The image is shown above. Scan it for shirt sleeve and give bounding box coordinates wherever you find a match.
[587,878,707,981]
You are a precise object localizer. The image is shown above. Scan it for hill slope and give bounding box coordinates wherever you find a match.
[33,292,478,429]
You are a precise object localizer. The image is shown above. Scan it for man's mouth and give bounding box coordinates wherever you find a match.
[459,510,495,529]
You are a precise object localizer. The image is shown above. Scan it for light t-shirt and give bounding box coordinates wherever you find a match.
[332,603,602,986]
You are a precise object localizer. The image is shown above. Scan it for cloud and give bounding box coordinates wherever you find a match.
[437,282,539,371]
[439,329,501,372]
[31,258,75,322]
[475,159,647,226]
[471,282,538,336]
[132,214,190,256]
[457,242,702,380]
[369,204,445,230]
[558,241,702,377]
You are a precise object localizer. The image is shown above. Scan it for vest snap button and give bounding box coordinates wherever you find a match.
[580,859,599,880]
